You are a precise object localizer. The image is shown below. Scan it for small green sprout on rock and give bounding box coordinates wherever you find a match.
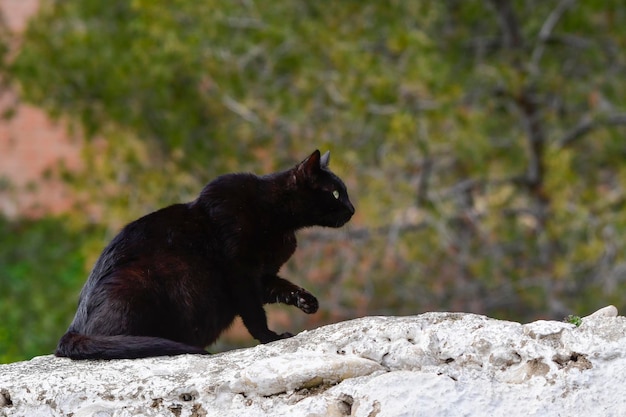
[564,315,582,327]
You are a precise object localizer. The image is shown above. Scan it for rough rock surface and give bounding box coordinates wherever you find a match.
[1,306,624,416]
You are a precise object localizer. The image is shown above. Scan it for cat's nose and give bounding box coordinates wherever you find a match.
[347,201,355,215]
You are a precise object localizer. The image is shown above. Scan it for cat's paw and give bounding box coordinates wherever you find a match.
[295,290,319,314]
[259,331,293,344]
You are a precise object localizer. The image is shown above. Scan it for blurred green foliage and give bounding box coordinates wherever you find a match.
[2,0,626,363]
[0,216,105,363]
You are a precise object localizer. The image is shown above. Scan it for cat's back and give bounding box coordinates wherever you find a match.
[196,172,298,270]
[113,203,209,249]
[193,172,267,234]
[97,173,256,273]
[195,172,261,211]
[91,202,214,278]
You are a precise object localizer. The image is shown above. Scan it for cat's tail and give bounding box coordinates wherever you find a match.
[55,331,208,360]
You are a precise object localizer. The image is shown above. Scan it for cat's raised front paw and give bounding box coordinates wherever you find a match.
[295,291,319,314]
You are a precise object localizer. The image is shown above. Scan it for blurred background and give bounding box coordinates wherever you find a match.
[1,0,625,363]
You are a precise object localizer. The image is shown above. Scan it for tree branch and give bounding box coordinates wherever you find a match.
[558,113,626,148]
[222,95,261,124]
[530,0,577,72]
[415,157,433,207]
[516,88,547,196]
[302,222,428,243]
[488,0,523,50]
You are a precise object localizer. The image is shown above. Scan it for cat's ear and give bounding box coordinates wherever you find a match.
[320,151,330,168]
[297,150,322,178]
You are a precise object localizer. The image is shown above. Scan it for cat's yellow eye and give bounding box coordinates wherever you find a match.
[332,190,340,199]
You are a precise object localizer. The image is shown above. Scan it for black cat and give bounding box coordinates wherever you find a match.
[55,150,354,359]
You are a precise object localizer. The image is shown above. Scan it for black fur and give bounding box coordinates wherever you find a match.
[55,150,354,359]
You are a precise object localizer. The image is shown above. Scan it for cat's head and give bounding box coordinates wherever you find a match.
[290,150,355,228]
